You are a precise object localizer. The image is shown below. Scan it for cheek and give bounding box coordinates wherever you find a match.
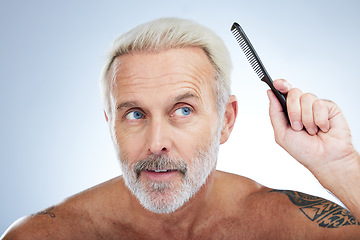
[173,121,216,159]
[113,126,146,164]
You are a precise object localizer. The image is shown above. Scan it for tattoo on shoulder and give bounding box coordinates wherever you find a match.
[32,206,56,218]
[270,189,360,228]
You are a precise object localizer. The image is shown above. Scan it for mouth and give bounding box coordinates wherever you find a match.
[133,155,188,181]
[145,169,178,173]
[142,169,180,181]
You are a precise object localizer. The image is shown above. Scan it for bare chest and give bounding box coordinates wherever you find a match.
[98,215,285,240]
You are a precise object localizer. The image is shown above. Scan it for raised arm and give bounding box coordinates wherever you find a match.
[267,79,360,220]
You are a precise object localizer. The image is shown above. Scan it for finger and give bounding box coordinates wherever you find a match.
[300,93,318,135]
[313,99,330,133]
[267,89,288,140]
[286,88,303,131]
[323,100,349,131]
[273,79,292,94]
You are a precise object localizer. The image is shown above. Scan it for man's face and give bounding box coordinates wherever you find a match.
[107,47,222,213]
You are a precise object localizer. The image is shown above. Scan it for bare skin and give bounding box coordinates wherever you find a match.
[2,47,360,239]
[3,172,360,239]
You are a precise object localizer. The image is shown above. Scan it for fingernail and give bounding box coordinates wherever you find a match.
[292,122,303,131]
[320,126,329,133]
[307,128,318,135]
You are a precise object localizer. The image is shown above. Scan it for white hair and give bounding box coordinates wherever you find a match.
[100,17,232,118]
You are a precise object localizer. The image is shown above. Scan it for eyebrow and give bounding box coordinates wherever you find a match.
[116,92,199,111]
[174,92,199,102]
[116,101,138,110]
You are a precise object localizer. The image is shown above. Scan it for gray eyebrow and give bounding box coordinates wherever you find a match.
[116,101,138,110]
[174,92,199,102]
[116,92,199,110]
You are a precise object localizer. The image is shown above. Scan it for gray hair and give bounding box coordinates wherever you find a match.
[100,17,232,118]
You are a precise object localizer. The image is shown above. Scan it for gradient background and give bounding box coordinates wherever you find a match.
[1,0,359,234]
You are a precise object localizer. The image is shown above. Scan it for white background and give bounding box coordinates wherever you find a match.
[1,0,359,233]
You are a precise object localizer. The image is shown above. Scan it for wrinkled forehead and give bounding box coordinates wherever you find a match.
[107,47,217,103]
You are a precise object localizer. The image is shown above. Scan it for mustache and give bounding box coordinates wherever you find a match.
[133,155,188,179]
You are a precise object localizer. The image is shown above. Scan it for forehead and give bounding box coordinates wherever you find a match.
[108,47,216,103]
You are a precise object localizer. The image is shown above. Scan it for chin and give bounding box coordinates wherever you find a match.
[129,178,198,214]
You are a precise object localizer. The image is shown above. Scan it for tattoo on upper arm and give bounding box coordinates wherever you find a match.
[32,206,56,218]
[271,189,360,228]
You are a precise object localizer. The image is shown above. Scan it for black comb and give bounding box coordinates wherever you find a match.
[231,22,289,121]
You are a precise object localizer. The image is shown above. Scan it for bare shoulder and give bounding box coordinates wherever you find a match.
[1,206,72,240]
[215,171,360,239]
[246,187,360,238]
[214,170,265,194]
[268,189,360,228]
[2,177,127,240]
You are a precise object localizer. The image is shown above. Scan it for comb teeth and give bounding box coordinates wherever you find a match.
[231,27,265,79]
[230,22,289,121]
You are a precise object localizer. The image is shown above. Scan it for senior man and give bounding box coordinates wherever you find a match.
[2,18,360,239]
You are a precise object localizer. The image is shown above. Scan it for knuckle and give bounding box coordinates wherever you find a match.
[300,93,316,102]
[313,99,325,108]
[274,135,280,144]
[274,135,282,146]
[288,88,302,96]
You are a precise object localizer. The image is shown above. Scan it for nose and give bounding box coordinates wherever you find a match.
[147,117,171,155]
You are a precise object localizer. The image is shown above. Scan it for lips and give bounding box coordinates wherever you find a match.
[142,169,179,181]
[145,169,177,173]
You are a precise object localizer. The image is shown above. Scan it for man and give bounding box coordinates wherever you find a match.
[2,17,360,239]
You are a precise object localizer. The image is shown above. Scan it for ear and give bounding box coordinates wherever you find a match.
[104,110,109,122]
[220,95,238,144]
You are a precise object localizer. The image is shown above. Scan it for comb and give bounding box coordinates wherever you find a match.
[231,22,289,121]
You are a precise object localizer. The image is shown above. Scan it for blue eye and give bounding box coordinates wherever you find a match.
[174,107,192,116]
[126,110,144,120]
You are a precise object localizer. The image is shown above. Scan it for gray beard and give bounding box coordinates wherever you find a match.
[119,127,221,214]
